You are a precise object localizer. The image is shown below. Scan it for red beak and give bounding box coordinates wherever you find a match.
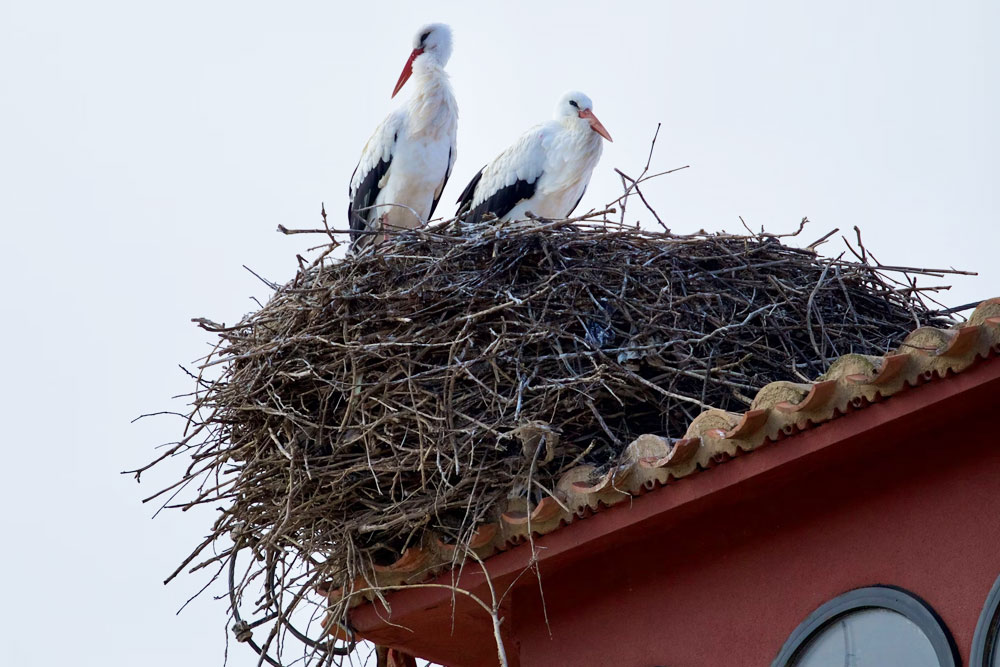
[392,48,423,98]
[579,108,613,142]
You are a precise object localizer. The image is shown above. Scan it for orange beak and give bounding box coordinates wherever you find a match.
[579,108,613,142]
[392,48,423,98]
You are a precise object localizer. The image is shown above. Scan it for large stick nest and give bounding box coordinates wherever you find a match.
[141,214,959,664]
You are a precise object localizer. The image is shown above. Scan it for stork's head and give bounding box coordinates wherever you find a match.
[556,91,613,142]
[392,23,453,98]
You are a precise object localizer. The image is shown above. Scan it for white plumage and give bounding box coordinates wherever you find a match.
[456,91,611,223]
[348,23,458,248]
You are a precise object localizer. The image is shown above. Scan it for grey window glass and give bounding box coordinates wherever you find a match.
[793,608,940,667]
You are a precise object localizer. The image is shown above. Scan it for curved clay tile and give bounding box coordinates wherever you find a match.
[555,465,599,512]
[502,496,566,527]
[968,298,1000,326]
[435,524,498,554]
[638,437,701,470]
[835,353,909,387]
[722,409,769,439]
[372,548,430,575]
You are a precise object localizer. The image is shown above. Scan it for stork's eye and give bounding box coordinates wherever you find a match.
[569,100,579,109]
[420,31,431,44]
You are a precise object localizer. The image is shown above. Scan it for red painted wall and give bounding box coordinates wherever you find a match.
[511,407,1000,666]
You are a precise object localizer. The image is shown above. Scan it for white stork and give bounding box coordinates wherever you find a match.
[455,91,611,223]
[348,23,458,249]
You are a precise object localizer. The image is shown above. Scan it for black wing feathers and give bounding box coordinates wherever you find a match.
[455,165,485,216]
[455,167,539,224]
[348,132,396,245]
[466,178,537,224]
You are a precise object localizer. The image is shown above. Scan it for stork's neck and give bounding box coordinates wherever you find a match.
[562,117,604,148]
[404,61,457,137]
[554,117,604,173]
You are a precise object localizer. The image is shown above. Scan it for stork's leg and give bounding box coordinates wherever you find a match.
[379,212,390,244]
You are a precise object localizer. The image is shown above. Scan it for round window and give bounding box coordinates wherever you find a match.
[972,574,1000,667]
[774,586,958,667]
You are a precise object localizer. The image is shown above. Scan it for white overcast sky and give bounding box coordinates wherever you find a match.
[0,1,996,665]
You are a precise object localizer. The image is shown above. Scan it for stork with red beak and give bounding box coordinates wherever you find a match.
[348,23,458,249]
[455,91,611,223]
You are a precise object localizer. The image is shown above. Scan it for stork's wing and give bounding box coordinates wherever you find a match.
[462,178,537,224]
[455,164,485,217]
[348,112,404,245]
[455,126,546,224]
[428,145,455,220]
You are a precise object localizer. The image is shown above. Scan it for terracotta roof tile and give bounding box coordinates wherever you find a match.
[331,297,1000,605]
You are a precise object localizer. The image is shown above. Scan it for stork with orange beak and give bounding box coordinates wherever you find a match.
[455,91,611,224]
[348,23,458,249]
